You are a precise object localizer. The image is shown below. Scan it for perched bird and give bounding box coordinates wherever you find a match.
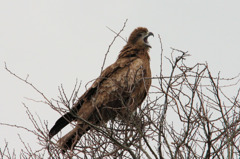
[49,27,153,152]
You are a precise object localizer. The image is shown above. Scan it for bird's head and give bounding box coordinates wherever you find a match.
[128,27,154,48]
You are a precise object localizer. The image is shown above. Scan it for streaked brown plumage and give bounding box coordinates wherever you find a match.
[49,27,153,152]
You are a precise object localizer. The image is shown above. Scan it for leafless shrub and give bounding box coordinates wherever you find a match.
[1,22,240,159]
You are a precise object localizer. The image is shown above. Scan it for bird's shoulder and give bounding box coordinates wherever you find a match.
[94,56,141,87]
[81,56,144,99]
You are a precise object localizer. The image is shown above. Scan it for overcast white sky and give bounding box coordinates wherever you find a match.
[1,0,240,156]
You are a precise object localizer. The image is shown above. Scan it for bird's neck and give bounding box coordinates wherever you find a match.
[118,44,150,60]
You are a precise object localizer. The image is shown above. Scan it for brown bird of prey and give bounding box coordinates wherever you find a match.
[49,27,153,152]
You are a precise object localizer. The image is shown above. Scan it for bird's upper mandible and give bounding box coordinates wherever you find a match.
[127,27,154,48]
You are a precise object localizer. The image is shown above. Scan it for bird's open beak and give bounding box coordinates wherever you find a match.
[144,32,154,48]
[148,32,154,37]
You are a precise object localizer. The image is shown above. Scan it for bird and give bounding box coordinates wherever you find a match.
[49,27,153,153]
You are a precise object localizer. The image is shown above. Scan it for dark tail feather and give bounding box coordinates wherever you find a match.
[49,112,75,138]
[49,101,83,138]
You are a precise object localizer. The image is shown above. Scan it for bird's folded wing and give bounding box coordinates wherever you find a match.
[49,56,140,138]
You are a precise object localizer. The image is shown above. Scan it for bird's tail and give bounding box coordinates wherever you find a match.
[58,124,90,153]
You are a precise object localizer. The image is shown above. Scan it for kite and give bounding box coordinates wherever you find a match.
[49,27,153,152]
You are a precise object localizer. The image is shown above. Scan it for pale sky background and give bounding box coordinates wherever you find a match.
[1,0,240,156]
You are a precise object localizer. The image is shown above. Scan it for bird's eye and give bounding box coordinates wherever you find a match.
[138,33,142,37]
